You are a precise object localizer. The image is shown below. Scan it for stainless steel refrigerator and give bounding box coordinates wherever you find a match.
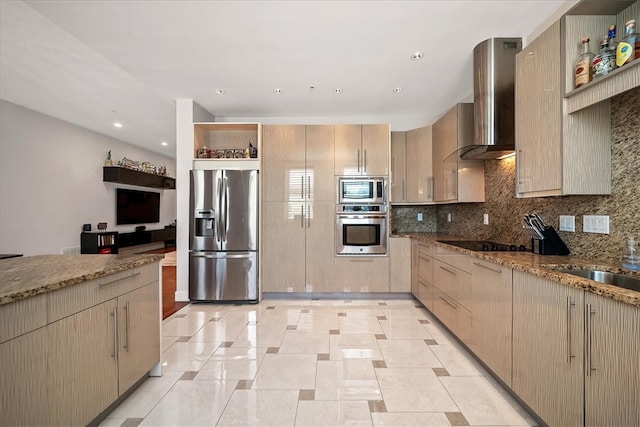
[189,169,259,302]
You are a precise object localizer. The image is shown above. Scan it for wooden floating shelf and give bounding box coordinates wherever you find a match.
[103,166,176,189]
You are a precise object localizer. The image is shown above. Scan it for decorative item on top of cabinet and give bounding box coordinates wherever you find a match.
[335,124,390,176]
[515,17,612,198]
[432,104,484,203]
[193,122,261,170]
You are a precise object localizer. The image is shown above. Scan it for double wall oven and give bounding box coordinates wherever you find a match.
[336,177,388,255]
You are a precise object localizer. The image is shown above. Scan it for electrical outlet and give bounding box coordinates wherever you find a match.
[583,215,609,234]
[559,215,575,232]
[417,213,423,222]
[447,213,452,223]
[483,214,489,225]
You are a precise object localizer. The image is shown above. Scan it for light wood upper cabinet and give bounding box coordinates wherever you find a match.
[391,127,433,204]
[335,124,389,176]
[262,125,306,202]
[390,132,407,203]
[515,18,611,198]
[406,126,433,203]
[432,104,484,203]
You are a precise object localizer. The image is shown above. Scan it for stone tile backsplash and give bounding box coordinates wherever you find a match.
[392,88,640,264]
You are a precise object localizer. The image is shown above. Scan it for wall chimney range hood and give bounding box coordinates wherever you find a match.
[459,38,522,160]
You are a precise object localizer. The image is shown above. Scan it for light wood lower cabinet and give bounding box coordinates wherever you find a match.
[417,243,435,310]
[432,256,472,343]
[470,259,512,386]
[584,292,640,427]
[49,299,119,426]
[334,257,389,292]
[389,237,411,292]
[0,327,49,426]
[512,270,584,427]
[262,201,335,292]
[0,263,160,426]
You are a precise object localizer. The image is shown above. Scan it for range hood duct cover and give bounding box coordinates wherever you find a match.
[460,38,522,160]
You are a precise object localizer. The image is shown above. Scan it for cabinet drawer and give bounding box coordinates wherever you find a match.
[434,260,471,308]
[418,279,434,311]
[48,263,159,322]
[435,247,472,272]
[433,287,471,343]
[0,293,47,343]
[418,252,433,284]
[417,242,435,258]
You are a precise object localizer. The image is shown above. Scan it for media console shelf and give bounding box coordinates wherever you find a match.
[103,166,176,189]
[81,227,176,254]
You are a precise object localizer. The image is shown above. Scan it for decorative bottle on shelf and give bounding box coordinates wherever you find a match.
[608,24,618,51]
[574,37,594,88]
[616,19,639,67]
[592,37,616,79]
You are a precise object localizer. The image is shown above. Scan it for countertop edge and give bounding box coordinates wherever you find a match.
[394,233,640,307]
[0,254,164,306]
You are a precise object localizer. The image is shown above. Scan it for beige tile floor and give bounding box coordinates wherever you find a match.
[100,298,536,427]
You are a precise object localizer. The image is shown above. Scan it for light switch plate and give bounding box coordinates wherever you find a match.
[417,213,423,222]
[483,214,489,225]
[583,215,609,234]
[559,215,575,232]
[447,213,452,222]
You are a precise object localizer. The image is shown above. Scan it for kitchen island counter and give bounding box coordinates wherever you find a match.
[0,253,164,305]
[395,232,640,307]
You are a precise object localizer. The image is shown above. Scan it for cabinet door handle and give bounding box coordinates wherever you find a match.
[110,307,118,361]
[363,149,367,173]
[301,175,304,200]
[419,255,430,263]
[438,265,456,275]
[307,204,311,228]
[566,296,575,363]
[123,301,130,352]
[357,150,361,173]
[307,175,311,199]
[98,271,141,288]
[402,179,406,201]
[586,303,596,376]
[517,149,525,189]
[439,295,457,309]
[427,176,433,200]
[473,262,501,274]
[350,259,373,263]
[301,204,305,228]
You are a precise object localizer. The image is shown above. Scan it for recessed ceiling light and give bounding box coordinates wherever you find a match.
[113,122,122,128]
[335,88,343,94]
[274,88,282,94]
[161,141,168,146]
[394,87,404,93]
[215,89,224,95]
[410,51,424,60]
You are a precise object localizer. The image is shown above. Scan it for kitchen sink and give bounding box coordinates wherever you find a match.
[556,269,640,292]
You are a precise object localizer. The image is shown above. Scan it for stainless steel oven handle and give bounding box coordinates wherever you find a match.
[337,215,387,219]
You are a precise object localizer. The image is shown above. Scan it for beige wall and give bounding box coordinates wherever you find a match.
[393,88,640,264]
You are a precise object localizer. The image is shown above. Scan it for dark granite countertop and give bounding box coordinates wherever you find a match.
[0,254,164,306]
[394,233,640,307]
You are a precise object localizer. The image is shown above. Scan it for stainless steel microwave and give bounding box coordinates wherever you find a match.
[337,177,387,204]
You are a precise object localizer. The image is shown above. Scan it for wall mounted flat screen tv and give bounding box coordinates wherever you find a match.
[116,188,160,225]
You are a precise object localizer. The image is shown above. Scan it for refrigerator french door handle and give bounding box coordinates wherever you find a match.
[216,177,223,243]
[223,176,230,242]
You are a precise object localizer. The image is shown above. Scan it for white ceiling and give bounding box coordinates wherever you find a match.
[0,0,577,158]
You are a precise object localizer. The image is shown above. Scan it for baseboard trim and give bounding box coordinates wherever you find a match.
[263,292,414,300]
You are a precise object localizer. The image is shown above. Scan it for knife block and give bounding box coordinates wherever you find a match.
[531,227,570,255]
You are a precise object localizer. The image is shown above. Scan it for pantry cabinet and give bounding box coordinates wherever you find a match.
[390,127,433,204]
[335,124,389,176]
[432,104,484,203]
[262,125,335,292]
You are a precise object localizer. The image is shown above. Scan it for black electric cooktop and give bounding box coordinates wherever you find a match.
[437,240,528,252]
